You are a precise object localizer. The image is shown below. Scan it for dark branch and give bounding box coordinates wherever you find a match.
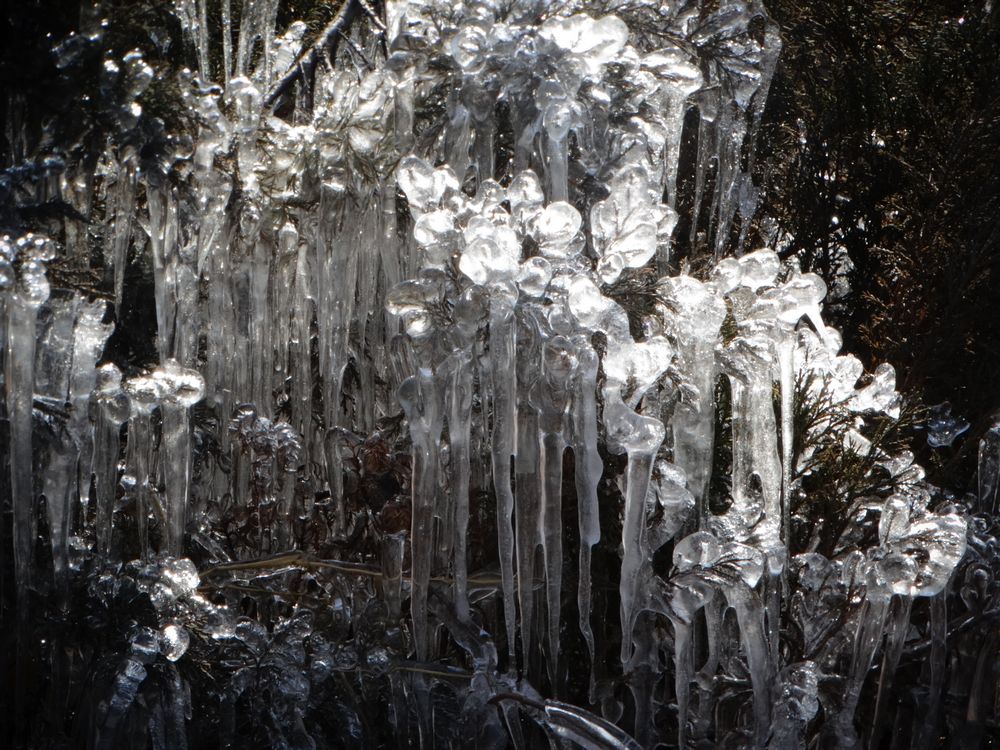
[264,0,360,110]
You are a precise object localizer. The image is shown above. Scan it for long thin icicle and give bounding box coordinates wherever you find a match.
[531,337,576,687]
[489,295,519,667]
[571,340,602,697]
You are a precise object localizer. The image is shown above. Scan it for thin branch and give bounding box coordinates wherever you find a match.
[264,0,360,109]
[197,550,504,588]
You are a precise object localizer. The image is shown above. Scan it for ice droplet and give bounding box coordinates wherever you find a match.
[926,402,970,448]
[536,202,582,258]
[160,622,190,661]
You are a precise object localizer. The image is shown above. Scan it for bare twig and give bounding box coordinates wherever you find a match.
[264,0,360,109]
[198,550,504,588]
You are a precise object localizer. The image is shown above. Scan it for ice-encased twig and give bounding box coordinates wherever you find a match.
[3,235,53,623]
[92,365,129,559]
[446,349,474,621]
[488,295,519,667]
[571,340,602,698]
[398,367,443,661]
[531,337,576,688]
[153,360,206,556]
[125,375,165,561]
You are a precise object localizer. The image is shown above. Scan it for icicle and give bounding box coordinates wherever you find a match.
[643,49,702,211]
[235,0,261,78]
[398,366,443,661]
[290,230,314,457]
[448,290,484,620]
[272,421,301,550]
[626,621,659,748]
[125,375,165,561]
[777,334,794,557]
[542,101,572,202]
[317,191,361,537]
[71,302,113,514]
[671,617,694,748]
[719,330,782,553]
[530,337,577,687]
[445,103,473,185]
[470,98,496,187]
[173,1,209,80]
[248,236,274,413]
[913,591,947,749]
[869,595,914,746]
[110,154,137,312]
[659,276,726,524]
[381,531,407,620]
[606,390,665,665]
[488,290,519,667]
[514,306,544,671]
[92,365,129,559]
[146,183,176,363]
[726,586,773,747]
[152,361,206,556]
[688,107,714,253]
[37,295,82,603]
[770,662,819,749]
[2,235,52,618]
[978,424,1000,513]
[571,340,602,697]
[221,0,233,83]
[830,589,891,749]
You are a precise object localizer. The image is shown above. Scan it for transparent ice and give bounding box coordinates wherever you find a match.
[1,1,978,748]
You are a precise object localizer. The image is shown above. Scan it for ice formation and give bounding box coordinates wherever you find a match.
[0,0,984,748]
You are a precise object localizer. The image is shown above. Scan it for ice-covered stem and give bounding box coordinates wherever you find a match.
[725,585,774,747]
[777,335,794,562]
[514,311,543,670]
[542,101,572,202]
[659,276,726,524]
[530,336,577,687]
[146,183,179,363]
[381,531,407,620]
[671,616,694,748]
[720,334,782,551]
[398,366,444,661]
[868,594,913,747]
[36,297,82,605]
[92,365,129,559]
[605,389,666,665]
[770,662,820,749]
[70,302,113,512]
[831,590,891,748]
[571,340,602,697]
[448,352,472,620]
[487,290,519,667]
[979,424,1000,513]
[37,297,112,603]
[663,551,717,749]
[125,375,165,561]
[448,288,487,621]
[913,591,947,749]
[152,360,205,556]
[109,153,138,312]
[273,422,302,551]
[2,235,52,613]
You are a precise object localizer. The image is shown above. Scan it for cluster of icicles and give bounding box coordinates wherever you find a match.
[1,0,974,748]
